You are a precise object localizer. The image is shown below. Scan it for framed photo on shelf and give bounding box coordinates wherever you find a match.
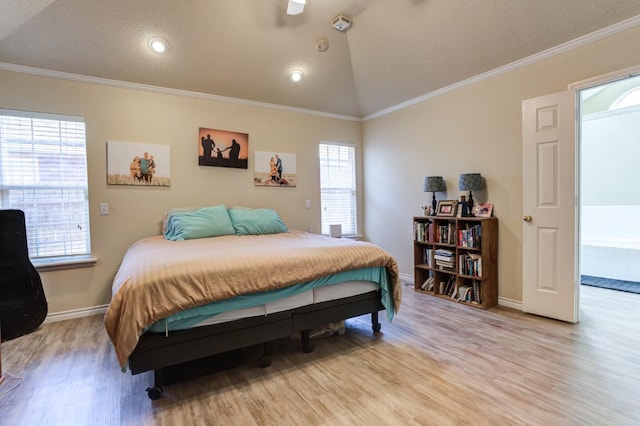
[436,200,458,217]
[473,203,493,218]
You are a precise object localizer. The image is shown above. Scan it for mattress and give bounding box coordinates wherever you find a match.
[146,268,384,333]
[188,280,378,329]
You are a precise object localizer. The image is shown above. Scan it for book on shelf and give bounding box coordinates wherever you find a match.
[456,284,472,302]
[450,283,458,299]
[434,248,454,257]
[423,248,433,267]
[435,248,455,270]
[413,221,434,243]
[435,223,456,244]
[413,221,425,242]
[436,263,455,272]
[440,275,456,297]
[434,254,454,260]
[421,276,435,291]
[457,223,482,248]
[472,280,481,304]
[458,252,482,277]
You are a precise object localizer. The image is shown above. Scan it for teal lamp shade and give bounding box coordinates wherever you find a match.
[424,176,446,215]
[458,173,484,192]
[424,176,446,193]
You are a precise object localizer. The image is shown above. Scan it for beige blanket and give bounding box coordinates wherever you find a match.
[105,230,401,367]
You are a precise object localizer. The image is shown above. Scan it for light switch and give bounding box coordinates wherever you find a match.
[305,199,311,209]
[100,203,109,215]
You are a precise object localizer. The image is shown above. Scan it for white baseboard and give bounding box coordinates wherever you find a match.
[496,297,522,311]
[41,277,523,324]
[399,272,413,285]
[44,304,108,323]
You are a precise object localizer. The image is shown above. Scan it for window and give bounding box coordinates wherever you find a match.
[319,142,357,236]
[611,86,640,110]
[0,109,91,262]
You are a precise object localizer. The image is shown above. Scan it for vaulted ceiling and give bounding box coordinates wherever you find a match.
[1,0,639,118]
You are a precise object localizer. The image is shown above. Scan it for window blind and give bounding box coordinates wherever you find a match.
[0,109,90,260]
[319,142,357,236]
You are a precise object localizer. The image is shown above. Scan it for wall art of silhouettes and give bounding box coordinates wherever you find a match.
[198,127,249,169]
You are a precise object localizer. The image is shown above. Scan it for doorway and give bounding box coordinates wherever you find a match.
[521,66,640,322]
[578,73,640,295]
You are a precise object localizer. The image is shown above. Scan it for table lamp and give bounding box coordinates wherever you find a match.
[458,173,484,216]
[423,176,446,216]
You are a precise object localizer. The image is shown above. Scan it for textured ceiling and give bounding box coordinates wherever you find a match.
[1,0,639,118]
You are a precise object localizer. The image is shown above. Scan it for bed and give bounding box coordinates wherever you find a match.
[105,207,401,400]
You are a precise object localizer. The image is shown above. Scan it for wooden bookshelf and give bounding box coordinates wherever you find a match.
[413,215,498,309]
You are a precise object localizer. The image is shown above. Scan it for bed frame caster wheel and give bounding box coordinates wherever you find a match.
[257,357,272,368]
[258,341,273,368]
[146,386,164,400]
[372,323,381,333]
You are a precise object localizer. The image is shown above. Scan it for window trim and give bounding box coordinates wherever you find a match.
[0,108,92,264]
[33,256,97,272]
[319,141,358,236]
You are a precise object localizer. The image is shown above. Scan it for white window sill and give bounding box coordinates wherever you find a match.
[323,234,363,241]
[32,256,97,272]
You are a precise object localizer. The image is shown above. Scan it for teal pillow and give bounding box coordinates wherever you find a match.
[164,205,235,240]
[228,207,288,235]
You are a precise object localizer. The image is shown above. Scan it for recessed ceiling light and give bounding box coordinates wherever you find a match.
[148,37,169,54]
[290,69,303,82]
[286,0,306,15]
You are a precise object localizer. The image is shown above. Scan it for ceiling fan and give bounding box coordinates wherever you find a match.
[286,0,306,15]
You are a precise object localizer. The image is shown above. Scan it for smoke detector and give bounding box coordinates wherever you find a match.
[331,14,351,32]
[316,38,329,52]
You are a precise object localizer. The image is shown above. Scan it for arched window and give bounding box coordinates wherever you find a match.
[610,87,640,110]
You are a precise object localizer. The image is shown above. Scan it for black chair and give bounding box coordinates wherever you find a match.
[0,209,47,342]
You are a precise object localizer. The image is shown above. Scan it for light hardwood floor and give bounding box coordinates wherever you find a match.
[1,284,639,426]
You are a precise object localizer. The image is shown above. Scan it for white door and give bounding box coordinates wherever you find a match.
[522,90,579,323]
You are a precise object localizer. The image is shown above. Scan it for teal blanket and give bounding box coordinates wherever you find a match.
[147,267,393,333]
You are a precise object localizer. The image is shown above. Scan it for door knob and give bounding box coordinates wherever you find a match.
[523,215,532,223]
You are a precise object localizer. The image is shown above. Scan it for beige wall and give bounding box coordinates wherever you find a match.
[362,25,640,303]
[0,70,362,314]
[2,24,640,315]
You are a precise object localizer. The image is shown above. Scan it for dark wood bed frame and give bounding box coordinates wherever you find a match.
[129,290,384,399]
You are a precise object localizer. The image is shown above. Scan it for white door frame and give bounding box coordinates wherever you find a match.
[569,63,640,309]
[521,64,640,322]
[569,65,640,93]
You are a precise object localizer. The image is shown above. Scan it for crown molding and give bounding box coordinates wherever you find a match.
[363,14,640,121]
[0,62,361,122]
[1,14,639,123]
